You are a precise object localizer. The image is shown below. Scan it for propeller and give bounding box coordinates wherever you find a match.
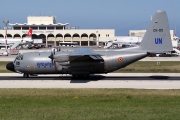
[49,48,56,62]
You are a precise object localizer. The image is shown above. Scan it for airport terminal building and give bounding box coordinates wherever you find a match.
[0,16,115,47]
[0,16,175,47]
[129,30,175,40]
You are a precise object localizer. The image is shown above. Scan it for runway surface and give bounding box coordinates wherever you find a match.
[0,73,180,89]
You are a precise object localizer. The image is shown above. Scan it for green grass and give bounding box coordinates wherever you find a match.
[115,61,180,73]
[0,89,180,120]
[0,61,12,73]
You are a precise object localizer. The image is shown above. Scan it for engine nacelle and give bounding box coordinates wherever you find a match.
[53,53,69,62]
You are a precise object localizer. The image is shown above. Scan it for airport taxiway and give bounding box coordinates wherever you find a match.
[0,73,180,89]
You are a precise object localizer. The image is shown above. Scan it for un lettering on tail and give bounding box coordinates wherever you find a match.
[155,38,162,44]
[139,10,172,53]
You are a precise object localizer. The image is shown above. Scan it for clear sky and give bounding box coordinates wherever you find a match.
[0,0,179,36]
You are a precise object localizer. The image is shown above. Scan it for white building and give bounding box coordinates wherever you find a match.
[0,16,175,47]
[129,30,175,40]
[0,16,115,47]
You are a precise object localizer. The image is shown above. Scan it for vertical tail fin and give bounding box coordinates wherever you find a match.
[26,28,32,37]
[140,10,173,53]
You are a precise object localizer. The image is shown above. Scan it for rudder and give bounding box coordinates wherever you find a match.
[140,10,173,53]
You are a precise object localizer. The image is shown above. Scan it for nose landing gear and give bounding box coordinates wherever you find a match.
[23,73,29,78]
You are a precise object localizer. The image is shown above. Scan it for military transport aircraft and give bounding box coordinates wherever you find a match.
[6,10,173,78]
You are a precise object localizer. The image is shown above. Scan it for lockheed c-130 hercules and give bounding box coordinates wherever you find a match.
[6,10,173,78]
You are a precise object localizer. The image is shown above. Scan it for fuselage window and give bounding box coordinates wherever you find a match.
[16,55,23,60]
[16,61,20,65]
[13,59,16,64]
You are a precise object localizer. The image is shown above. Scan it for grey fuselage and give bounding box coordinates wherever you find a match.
[6,11,173,76]
[11,48,148,75]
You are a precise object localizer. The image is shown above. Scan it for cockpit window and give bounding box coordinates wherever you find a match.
[16,61,20,65]
[15,54,23,60]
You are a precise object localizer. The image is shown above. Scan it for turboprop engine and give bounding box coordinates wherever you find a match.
[49,48,69,63]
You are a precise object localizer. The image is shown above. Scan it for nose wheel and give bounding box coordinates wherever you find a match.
[23,73,29,78]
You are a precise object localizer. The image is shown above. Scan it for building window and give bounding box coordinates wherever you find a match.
[22,27,29,30]
[39,26,46,30]
[56,26,63,30]
[31,26,38,30]
[13,26,21,30]
[47,26,54,30]
[131,32,135,36]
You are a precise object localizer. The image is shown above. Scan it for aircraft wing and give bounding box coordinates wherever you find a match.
[68,48,103,61]
[69,48,98,55]
[51,48,103,62]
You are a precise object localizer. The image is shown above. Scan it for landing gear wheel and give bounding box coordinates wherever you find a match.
[72,75,78,79]
[72,74,90,79]
[23,73,29,78]
[84,74,90,78]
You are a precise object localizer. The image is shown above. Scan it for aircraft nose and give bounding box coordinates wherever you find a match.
[6,62,15,72]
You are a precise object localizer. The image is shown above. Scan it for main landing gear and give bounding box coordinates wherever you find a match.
[23,73,29,78]
[72,74,90,79]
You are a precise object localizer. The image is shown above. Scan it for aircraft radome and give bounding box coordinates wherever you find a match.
[6,10,173,78]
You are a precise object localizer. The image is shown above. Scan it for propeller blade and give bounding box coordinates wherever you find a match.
[49,48,56,62]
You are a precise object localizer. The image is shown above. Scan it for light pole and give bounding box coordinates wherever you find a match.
[96,31,99,46]
[3,20,9,44]
[174,0,176,35]
[3,20,9,51]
